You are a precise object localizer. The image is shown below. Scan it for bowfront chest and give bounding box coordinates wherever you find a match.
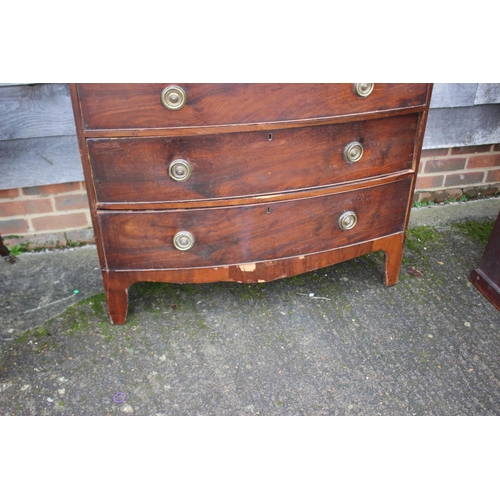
[70,83,432,324]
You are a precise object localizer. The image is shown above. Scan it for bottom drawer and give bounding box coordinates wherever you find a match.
[99,177,412,270]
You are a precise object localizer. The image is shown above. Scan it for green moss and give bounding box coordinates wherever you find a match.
[452,220,494,246]
[72,293,107,317]
[6,243,30,256]
[65,240,88,248]
[103,330,115,342]
[13,323,61,352]
[98,320,112,337]
[413,200,436,208]
[180,284,198,296]
[124,316,139,329]
[359,251,384,268]
[405,226,440,257]
[14,330,32,345]
[12,291,113,354]
[15,324,54,345]
[287,274,308,286]
[132,282,171,298]
[239,283,267,300]
[90,293,106,315]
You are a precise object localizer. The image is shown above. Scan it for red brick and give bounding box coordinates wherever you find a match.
[414,191,433,203]
[433,189,463,203]
[444,171,484,187]
[481,184,500,196]
[485,169,500,183]
[0,218,30,234]
[0,188,20,199]
[22,182,82,196]
[23,198,54,214]
[464,184,500,198]
[450,145,492,155]
[65,228,96,244]
[443,188,463,200]
[466,154,500,169]
[0,200,23,217]
[423,158,466,173]
[421,148,449,158]
[54,193,90,211]
[0,199,53,217]
[31,212,88,232]
[415,175,444,190]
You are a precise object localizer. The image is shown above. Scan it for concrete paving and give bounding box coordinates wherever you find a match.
[1,198,499,415]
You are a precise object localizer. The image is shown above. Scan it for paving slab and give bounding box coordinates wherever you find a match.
[1,199,499,415]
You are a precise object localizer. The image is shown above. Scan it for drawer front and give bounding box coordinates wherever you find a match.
[99,177,411,270]
[88,114,418,204]
[77,83,429,131]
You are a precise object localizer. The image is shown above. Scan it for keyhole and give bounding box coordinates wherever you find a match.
[268,133,273,141]
[267,207,271,214]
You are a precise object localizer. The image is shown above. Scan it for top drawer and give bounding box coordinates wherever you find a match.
[76,83,430,131]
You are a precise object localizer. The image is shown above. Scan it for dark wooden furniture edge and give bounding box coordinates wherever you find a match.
[469,210,500,312]
[0,234,9,257]
[470,269,500,311]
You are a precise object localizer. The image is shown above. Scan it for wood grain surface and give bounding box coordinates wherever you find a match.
[99,177,411,270]
[88,114,418,204]
[76,83,429,131]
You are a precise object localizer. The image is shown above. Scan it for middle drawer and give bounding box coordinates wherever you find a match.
[88,114,418,205]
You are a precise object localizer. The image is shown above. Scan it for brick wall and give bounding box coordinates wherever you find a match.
[0,181,94,249]
[1,143,500,250]
[415,144,500,203]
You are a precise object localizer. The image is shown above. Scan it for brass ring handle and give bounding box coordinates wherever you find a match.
[161,85,187,110]
[339,211,357,231]
[344,142,364,163]
[169,159,192,182]
[173,231,195,251]
[354,83,374,98]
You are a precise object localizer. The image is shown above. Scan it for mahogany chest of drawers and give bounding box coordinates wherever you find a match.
[70,83,433,324]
